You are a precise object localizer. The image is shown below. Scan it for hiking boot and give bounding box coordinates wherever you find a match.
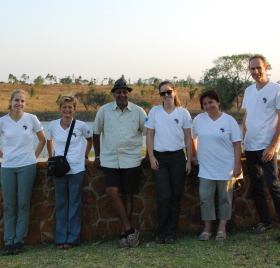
[126,228,139,248]
[118,236,129,249]
[2,245,13,256]
[251,223,273,234]
[13,242,23,255]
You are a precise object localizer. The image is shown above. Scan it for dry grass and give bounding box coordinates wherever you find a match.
[0,83,202,113]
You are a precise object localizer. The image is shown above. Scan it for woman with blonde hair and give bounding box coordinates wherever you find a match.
[47,95,93,249]
[145,81,192,244]
[0,90,46,256]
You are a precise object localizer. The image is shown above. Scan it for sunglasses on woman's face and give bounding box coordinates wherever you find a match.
[159,90,173,97]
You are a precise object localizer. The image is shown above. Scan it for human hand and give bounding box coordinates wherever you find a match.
[186,161,191,175]
[85,158,90,166]
[233,163,242,178]
[261,145,276,162]
[150,156,159,171]
[94,157,101,168]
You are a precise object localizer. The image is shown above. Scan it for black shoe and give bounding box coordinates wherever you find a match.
[2,245,13,256]
[13,242,24,255]
[251,223,273,234]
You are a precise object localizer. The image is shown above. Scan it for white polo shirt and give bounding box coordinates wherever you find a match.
[94,101,147,169]
[242,82,280,151]
[0,113,43,168]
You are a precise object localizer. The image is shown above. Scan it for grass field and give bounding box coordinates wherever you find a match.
[0,83,204,112]
[1,228,280,267]
[0,83,245,122]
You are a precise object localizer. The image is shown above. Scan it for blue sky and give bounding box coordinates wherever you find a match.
[1,0,279,84]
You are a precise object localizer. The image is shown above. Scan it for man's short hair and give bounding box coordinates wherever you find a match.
[249,55,266,67]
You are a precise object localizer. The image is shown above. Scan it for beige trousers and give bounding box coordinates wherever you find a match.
[199,177,235,221]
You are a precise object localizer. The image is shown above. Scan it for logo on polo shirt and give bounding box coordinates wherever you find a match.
[72,133,77,137]
[262,97,267,104]
[23,125,27,130]
[219,128,225,133]
[174,119,179,124]
[87,130,90,134]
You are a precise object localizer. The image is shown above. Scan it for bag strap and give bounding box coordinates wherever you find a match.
[64,119,76,157]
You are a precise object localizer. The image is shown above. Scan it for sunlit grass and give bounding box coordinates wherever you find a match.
[1,229,280,267]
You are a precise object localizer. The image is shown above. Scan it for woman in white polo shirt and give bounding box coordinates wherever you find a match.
[47,95,92,249]
[145,81,192,244]
[0,90,46,256]
[192,90,242,241]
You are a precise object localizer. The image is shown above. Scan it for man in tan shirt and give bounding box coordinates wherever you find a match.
[93,77,146,248]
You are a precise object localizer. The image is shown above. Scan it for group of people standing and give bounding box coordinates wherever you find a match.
[1,55,280,255]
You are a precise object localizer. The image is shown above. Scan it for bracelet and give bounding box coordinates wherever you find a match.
[85,155,88,159]
[95,156,100,159]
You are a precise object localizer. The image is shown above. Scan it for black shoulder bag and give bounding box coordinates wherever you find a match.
[47,119,76,177]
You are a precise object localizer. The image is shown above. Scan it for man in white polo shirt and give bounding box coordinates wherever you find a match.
[93,77,146,248]
[242,55,280,234]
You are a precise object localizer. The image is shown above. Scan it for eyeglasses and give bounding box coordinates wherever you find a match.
[159,90,173,97]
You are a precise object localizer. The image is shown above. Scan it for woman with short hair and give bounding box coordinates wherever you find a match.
[0,90,46,256]
[47,95,93,249]
[192,90,242,241]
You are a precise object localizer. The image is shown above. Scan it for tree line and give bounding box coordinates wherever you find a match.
[3,54,279,111]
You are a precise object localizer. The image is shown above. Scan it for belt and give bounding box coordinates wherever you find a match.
[153,149,184,156]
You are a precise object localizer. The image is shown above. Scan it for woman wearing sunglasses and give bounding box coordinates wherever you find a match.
[192,90,242,241]
[145,81,192,244]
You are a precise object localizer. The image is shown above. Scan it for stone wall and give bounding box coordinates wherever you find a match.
[0,159,279,245]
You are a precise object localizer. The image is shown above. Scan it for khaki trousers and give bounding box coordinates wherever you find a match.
[199,177,235,221]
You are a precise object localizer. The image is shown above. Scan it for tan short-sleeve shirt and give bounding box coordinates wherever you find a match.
[94,101,147,168]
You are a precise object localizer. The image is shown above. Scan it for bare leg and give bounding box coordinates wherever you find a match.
[203,221,212,233]
[106,187,131,232]
[217,220,227,233]
[120,194,133,235]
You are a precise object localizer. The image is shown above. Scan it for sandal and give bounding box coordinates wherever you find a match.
[196,232,212,241]
[63,243,75,249]
[55,243,64,249]
[215,231,227,241]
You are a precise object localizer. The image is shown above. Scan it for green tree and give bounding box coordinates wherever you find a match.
[152,78,161,90]
[45,74,54,84]
[189,88,198,100]
[136,101,153,110]
[56,94,63,104]
[75,86,114,110]
[34,76,44,87]
[75,91,90,110]
[108,77,115,85]
[30,87,36,97]
[21,74,29,84]
[201,54,271,111]
[60,76,72,84]
[137,78,143,88]
[8,74,18,84]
